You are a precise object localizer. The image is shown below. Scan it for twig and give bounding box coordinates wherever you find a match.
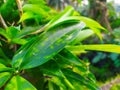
[0,36,7,43]
[0,13,7,29]
[30,25,49,35]
[16,0,23,17]
[16,0,25,26]
[30,26,46,35]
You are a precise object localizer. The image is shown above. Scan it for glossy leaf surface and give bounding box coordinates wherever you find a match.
[12,22,84,69]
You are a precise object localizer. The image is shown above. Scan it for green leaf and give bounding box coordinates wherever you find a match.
[55,49,87,72]
[0,28,9,40]
[16,26,41,38]
[19,12,34,23]
[46,6,74,30]
[46,15,105,40]
[5,75,37,90]
[0,72,11,88]
[12,22,84,70]
[40,60,74,89]
[63,16,106,40]
[78,16,106,30]
[12,38,28,45]
[0,63,13,73]
[62,69,99,90]
[28,0,46,4]
[66,44,120,54]
[71,29,94,44]
[48,81,60,90]
[21,3,50,23]
[6,26,19,39]
[49,76,67,90]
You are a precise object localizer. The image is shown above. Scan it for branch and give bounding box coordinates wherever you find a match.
[0,13,7,29]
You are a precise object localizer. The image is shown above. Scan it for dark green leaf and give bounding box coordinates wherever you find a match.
[12,22,84,69]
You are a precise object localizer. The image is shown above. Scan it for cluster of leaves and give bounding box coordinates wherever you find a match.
[1,0,120,90]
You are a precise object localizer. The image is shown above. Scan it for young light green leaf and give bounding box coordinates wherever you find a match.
[0,72,11,88]
[5,75,37,90]
[71,29,94,44]
[19,12,34,23]
[66,44,120,54]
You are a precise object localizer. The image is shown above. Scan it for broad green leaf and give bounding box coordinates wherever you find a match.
[0,63,13,73]
[12,22,84,69]
[5,75,37,90]
[46,15,105,40]
[66,44,120,54]
[0,72,11,88]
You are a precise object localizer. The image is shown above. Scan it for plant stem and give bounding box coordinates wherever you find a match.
[0,13,7,29]
[16,0,23,17]
[30,25,48,35]
[16,0,25,26]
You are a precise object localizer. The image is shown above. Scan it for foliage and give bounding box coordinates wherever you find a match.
[0,0,120,90]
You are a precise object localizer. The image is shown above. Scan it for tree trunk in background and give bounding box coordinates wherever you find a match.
[88,0,112,33]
